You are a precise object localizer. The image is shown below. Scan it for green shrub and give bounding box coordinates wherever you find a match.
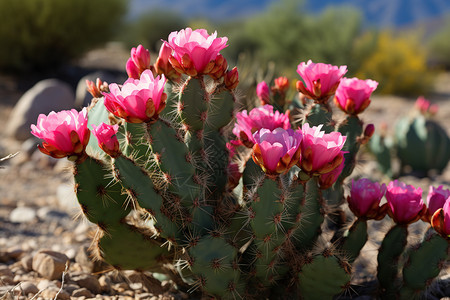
[221,0,361,75]
[0,0,127,72]
[119,10,187,52]
[355,31,434,96]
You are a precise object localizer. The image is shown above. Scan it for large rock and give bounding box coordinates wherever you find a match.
[7,79,75,141]
[32,250,69,280]
[74,71,123,108]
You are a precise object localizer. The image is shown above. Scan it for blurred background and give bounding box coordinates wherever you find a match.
[0,0,450,96]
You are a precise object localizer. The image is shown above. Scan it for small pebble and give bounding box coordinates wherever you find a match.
[9,206,37,223]
[71,287,93,298]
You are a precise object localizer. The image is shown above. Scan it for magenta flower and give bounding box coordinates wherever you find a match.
[424,185,450,222]
[256,81,270,105]
[154,42,181,82]
[299,123,346,175]
[385,180,426,225]
[126,45,151,79]
[30,108,90,159]
[252,128,302,174]
[296,60,347,102]
[415,96,438,116]
[334,77,378,115]
[91,123,120,157]
[431,197,450,238]
[103,70,167,124]
[232,105,291,147]
[347,178,387,220]
[164,27,228,77]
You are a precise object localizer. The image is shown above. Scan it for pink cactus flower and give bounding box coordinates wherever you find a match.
[30,108,90,159]
[318,158,345,189]
[232,105,291,147]
[164,27,228,77]
[334,77,378,115]
[91,123,120,157]
[385,180,426,225]
[299,123,346,175]
[415,96,438,116]
[424,185,450,222]
[252,128,302,174]
[103,70,167,124]
[126,45,151,79]
[296,60,347,102]
[256,81,270,105]
[347,178,387,220]
[154,42,181,82]
[431,197,450,238]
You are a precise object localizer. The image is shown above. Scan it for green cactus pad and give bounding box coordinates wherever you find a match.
[188,235,241,298]
[86,98,111,158]
[97,223,172,271]
[298,253,351,300]
[178,77,208,132]
[74,157,131,225]
[304,103,334,133]
[337,115,363,180]
[369,132,392,176]
[112,155,181,242]
[340,219,368,263]
[396,115,450,173]
[293,178,324,252]
[401,232,449,291]
[146,119,199,205]
[206,90,235,131]
[377,225,408,296]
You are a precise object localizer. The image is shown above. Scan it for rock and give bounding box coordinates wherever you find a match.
[74,71,119,108]
[0,265,14,277]
[19,281,39,295]
[6,79,75,141]
[98,275,112,293]
[32,250,69,280]
[41,286,70,300]
[0,275,14,285]
[20,254,33,271]
[37,279,58,290]
[71,287,94,298]
[9,206,36,223]
[135,293,155,299]
[71,273,102,294]
[125,271,164,294]
[63,283,80,295]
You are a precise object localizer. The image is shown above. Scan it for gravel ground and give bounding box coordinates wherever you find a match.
[0,45,449,299]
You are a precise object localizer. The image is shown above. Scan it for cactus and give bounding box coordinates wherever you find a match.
[369,97,450,177]
[31,28,450,299]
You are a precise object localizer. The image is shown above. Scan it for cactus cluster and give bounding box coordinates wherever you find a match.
[370,96,450,177]
[31,28,450,299]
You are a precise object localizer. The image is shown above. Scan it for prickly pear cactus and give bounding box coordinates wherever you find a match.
[31,28,450,299]
[395,114,450,175]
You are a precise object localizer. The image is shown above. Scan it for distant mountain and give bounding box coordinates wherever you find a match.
[305,0,450,27]
[129,0,450,28]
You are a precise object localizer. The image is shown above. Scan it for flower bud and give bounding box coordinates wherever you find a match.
[92,123,120,157]
[224,67,239,90]
[256,81,270,105]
